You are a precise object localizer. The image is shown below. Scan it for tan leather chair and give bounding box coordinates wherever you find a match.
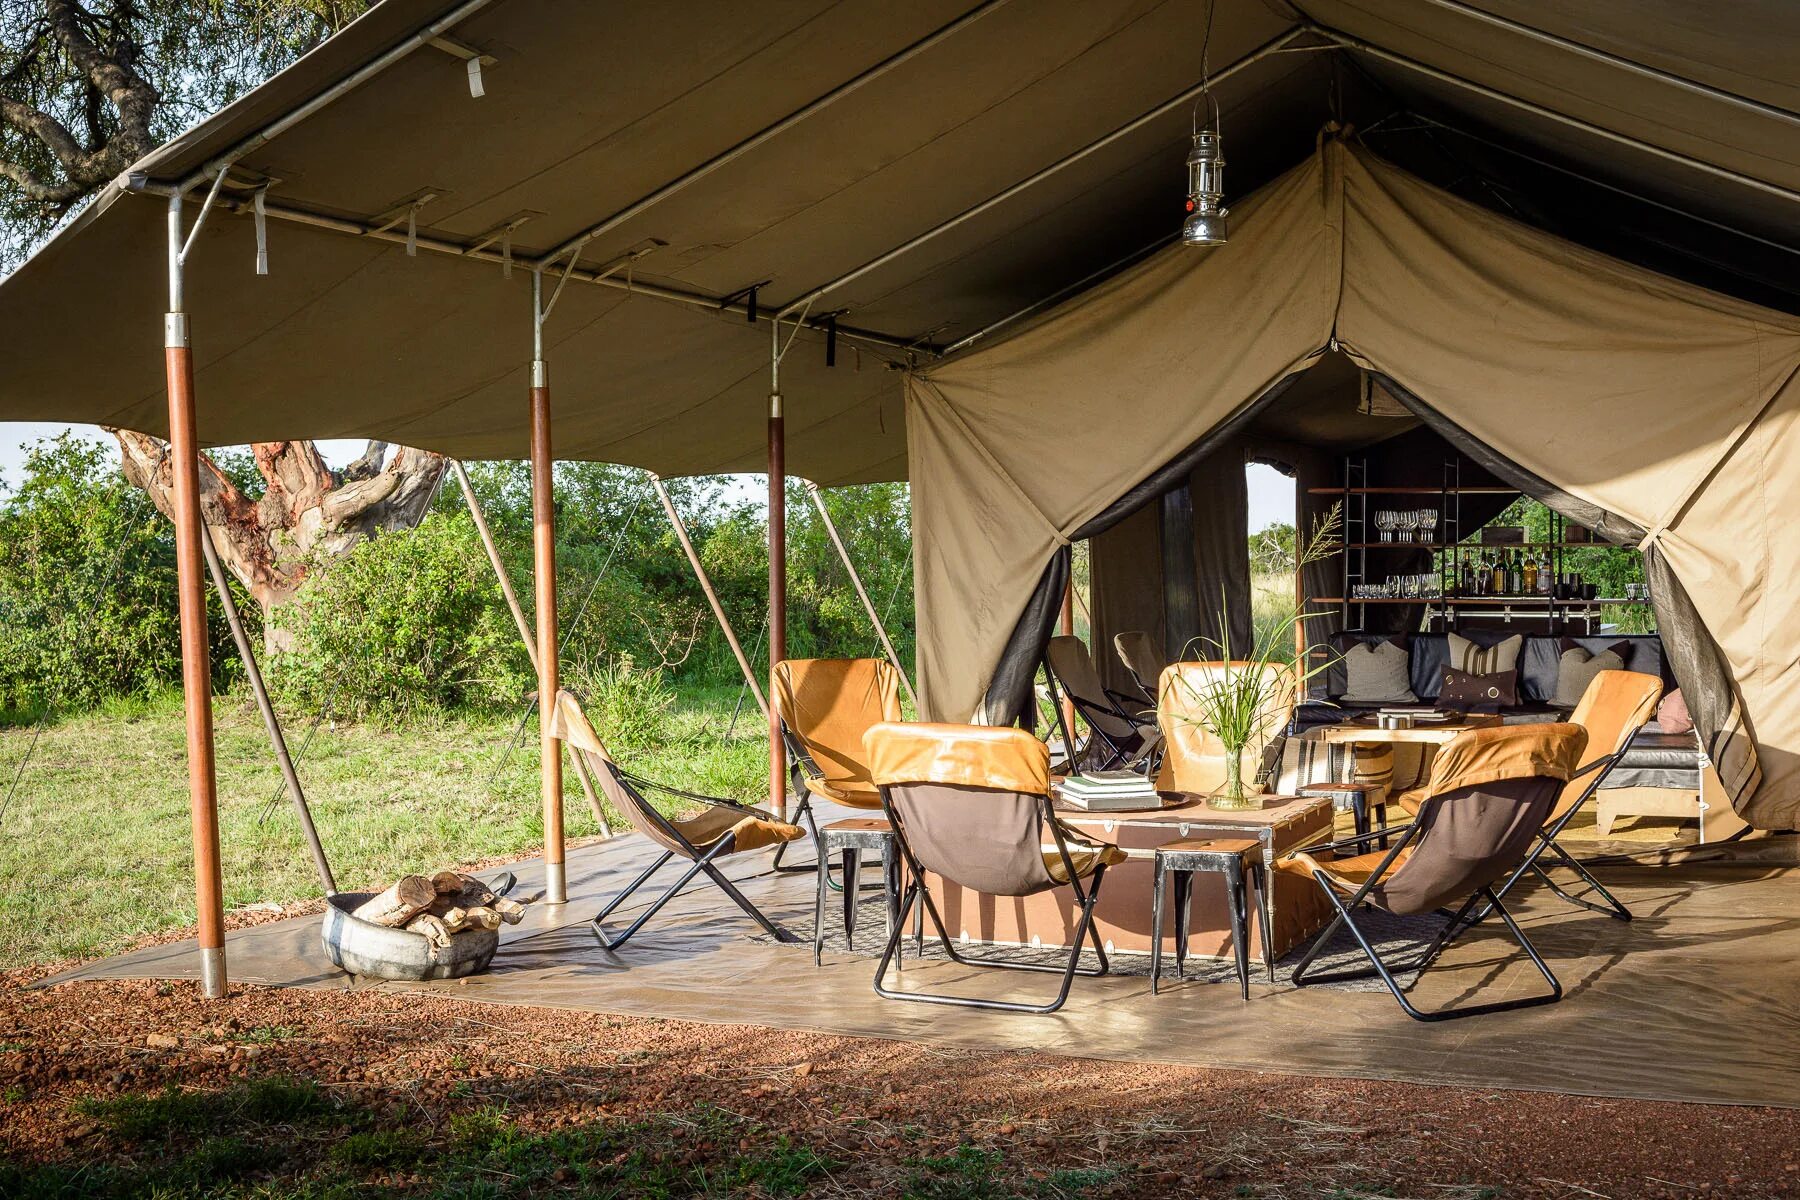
[550,691,804,950]
[1155,661,1297,796]
[864,721,1125,1014]
[774,657,902,812]
[1291,722,1589,1021]
[1495,669,1662,921]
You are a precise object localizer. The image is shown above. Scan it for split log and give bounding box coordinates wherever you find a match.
[431,871,465,896]
[352,875,436,927]
[405,913,455,949]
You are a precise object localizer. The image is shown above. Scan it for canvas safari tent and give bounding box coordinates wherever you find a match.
[905,136,1800,831]
[0,0,1797,996]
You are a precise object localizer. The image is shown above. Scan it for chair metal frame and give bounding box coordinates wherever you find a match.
[1288,759,1608,1022]
[1488,743,1638,922]
[872,785,1112,1015]
[585,762,801,950]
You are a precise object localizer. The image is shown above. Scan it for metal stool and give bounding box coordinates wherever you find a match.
[813,818,901,966]
[1299,782,1388,849]
[1151,837,1272,999]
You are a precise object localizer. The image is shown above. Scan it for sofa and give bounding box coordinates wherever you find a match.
[1297,631,1699,793]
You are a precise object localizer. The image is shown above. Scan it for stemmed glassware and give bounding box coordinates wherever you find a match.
[1375,510,1395,543]
[1418,509,1439,545]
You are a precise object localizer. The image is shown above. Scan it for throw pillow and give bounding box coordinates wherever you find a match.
[1551,640,1630,708]
[1447,632,1522,676]
[1340,639,1417,704]
[1658,688,1694,735]
[1436,668,1518,712]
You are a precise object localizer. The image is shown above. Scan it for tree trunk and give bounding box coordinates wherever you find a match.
[110,433,446,650]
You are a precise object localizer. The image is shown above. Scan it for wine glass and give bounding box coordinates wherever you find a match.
[1375,510,1393,543]
[1419,509,1439,545]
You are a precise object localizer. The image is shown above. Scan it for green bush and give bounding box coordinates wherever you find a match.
[267,513,531,719]
[0,434,240,715]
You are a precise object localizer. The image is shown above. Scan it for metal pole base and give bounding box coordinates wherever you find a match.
[544,861,567,904]
[198,946,227,999]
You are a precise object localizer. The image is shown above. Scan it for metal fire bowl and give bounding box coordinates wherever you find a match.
[321,892,500,981]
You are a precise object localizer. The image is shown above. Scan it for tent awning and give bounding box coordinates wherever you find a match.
[0,0,1795,482]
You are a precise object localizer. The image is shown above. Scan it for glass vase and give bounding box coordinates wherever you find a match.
[1209,747,1260,810]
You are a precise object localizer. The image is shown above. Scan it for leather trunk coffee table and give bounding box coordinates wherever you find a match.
[925,793,1334,975]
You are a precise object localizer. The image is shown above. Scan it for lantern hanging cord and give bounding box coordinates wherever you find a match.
[1190,0,1221,138]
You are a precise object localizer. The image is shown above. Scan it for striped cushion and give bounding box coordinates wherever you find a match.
[1448,633,1522,676]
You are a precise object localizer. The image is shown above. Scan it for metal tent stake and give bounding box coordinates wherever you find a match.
[804,480,917,710]
[529,271,566,902]
[200,527,335,895]
[164,192,228,999]
[651,474,769,719]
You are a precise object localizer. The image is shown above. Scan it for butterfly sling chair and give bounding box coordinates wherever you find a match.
[770,657,903,877]
[1290,722,1591,1022]
[548,690,804,950]
[1043,635,1162,773]
[1392,670,1661,924]
[864,721,1127,1014]
[1112,630,1164,705]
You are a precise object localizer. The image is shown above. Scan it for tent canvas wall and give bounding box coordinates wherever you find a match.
[906,137,1800,830]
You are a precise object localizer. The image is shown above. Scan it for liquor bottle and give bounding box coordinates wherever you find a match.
[1539,552,1553,595]
[1523,552,1538,596]
[1491,551,1506,596]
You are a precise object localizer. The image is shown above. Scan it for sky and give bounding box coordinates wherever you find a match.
[0,422,1299,532]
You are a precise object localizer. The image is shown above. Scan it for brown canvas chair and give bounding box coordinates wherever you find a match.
[549,690,804,950]
[772,657,902,875]
[864,721,1126,1014]
[1112,630,1163,703]
[1042,635,1161,773]
[1154,661,1297,796]
[1290,723,1591,1021]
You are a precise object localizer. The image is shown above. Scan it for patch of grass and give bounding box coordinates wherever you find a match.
[76,1076,340,1141]
[0,686,765,964]
[901,1146,1124,1200]
[331,1128,425,1169]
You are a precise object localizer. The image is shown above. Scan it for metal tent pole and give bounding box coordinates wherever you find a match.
[453,459,611,840]
[529,270,567,902]
[1059,575,1077,741]
[199,527,335,894]
[768,321,789,819]
[803,480,917,710]
[650,474,769,719]
[164,192,227,998]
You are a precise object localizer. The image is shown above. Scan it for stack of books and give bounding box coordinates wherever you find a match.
[1057,770,1160,811]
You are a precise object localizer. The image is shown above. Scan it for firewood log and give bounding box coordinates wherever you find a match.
[352,875,436,927]
[462,907,503,931]
[405,913,455,948]
[492,897,526,925]
[431,871,466,896]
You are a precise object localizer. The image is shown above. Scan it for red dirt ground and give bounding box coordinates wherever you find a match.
[4,907,1797,1199]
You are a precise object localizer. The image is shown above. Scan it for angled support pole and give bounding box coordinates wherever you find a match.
[164,191,228,998]
[452,459,611,840]
[529,270,567,902]
[199,527,334,895]
[649,474,768,719]
[802,480,917,710]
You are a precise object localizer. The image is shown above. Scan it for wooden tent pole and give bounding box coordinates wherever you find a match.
[804,480,917,710]
[768,322,788,818]
[164,193,227,998]
[651,474,768,719]
[530,271,566,902]
[200,527,335,895]
[454,458,610,840]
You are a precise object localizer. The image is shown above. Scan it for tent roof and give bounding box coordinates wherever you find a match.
[0,0,1794,481]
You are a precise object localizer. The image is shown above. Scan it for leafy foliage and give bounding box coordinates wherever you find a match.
[0,433,243,712]
[1,0,369,265]
[266,511,531,720]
